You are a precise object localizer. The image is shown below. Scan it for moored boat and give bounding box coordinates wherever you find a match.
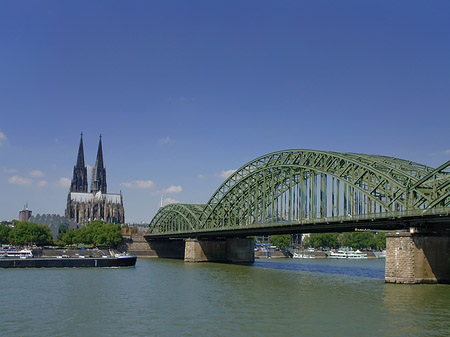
[293,252,315,259]
[328,250,367,259]
[0,249,33,258]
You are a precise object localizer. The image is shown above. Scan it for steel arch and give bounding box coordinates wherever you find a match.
[148,203,206,234]
[148,150,450,235]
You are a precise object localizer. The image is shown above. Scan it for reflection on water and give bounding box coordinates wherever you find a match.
[253,258,385,279]
[382,283,450,336]
[1,258,449,336]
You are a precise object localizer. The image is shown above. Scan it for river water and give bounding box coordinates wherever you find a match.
[1,258,449,336]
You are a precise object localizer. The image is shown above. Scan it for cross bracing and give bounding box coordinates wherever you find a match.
[148,150,450,236]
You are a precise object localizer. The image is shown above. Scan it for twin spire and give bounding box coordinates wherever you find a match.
[70,133,107,194]
[91,135,107,194]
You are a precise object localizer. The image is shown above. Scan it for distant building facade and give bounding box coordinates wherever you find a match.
[19,204,32,222]
[65,134,125,225]
[29,214,78,240]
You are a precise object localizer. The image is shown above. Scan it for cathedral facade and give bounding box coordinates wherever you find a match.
[65,134,125,225]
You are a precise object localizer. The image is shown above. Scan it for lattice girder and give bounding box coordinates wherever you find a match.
[148,150,450,235]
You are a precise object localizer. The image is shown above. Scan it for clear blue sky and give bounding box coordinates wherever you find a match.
[1,1,449,223]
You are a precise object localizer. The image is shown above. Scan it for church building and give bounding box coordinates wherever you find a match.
[65,134,125,225]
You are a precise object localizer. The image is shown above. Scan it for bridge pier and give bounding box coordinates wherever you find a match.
[385,230,450,284]
[144,238,185,259]
[184,238,254,263]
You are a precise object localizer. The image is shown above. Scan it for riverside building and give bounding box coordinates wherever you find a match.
[65,134,125,225]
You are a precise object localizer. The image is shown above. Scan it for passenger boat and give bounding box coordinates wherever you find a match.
[374,250,386,259]
[0,249,33,258]
[328,250,367,259]
[293,252,315,259]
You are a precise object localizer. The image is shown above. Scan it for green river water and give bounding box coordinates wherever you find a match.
[1,258,449,336]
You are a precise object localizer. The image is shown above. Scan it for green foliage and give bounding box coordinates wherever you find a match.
[0,224,11,244]
[341,231,385,249]
[60,220,122,247]
[302,231,386,250]
[305,233,340,249]
[5,221,53,246]
[375,232,386,249]
[57,224,68,241]
[270,234,291,248]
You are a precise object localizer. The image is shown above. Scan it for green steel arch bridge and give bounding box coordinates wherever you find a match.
[147,150,450,239]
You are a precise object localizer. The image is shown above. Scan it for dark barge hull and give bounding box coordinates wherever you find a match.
[0,256,137,268]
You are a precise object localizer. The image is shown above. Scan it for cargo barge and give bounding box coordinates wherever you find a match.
[0,249,137,268]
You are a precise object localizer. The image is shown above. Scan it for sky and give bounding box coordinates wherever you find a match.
[1,1,450,224]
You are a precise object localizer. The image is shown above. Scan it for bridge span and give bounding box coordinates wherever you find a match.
[146,150,450,283]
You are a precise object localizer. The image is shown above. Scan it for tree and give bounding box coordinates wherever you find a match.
[341,232,377,249]
[375,232,386,250]
[59,221,122,247]
[57,224,68,241]
[270,234,291,248]
[8,221,53,246]
[0,224,10,245]
[307,233,339,249]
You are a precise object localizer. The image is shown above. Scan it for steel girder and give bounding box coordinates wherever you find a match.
[148,150,450,235]
[148,203,206,234]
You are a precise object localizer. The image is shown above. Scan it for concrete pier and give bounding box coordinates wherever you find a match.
[184,238,254,263]
[144,238,185,259]
[385,231,450,284]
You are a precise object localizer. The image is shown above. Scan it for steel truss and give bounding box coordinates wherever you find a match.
[148,150,450,235]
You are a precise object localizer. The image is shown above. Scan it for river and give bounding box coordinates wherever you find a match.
[1,258,449,336]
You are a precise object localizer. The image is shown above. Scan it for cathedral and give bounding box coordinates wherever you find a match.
[65,134,125,225]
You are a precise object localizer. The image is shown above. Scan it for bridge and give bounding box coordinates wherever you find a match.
[145,150,450,283]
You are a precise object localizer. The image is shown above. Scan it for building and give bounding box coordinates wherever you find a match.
[29,214,78,240]
[19,204,32,222]
[65,134,125,225]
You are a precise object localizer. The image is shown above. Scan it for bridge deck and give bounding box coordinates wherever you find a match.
[146,208,450,239]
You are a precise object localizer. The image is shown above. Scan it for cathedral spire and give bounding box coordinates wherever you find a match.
[76,132,85,168]
[91,134,107,194]
[70,133,88,193]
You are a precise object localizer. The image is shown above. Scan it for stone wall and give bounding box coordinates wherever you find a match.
[184,239,227,262]
[184,238,254,263]
[119,234,160,257]
[385,231,450,284]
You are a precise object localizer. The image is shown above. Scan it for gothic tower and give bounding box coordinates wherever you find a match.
[66,134,124,224]
[91,135,107,194]
[70,133,88,193]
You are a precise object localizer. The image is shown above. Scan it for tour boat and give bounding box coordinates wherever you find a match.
[0,249,33,258]
[293,252,315,259]
[328,250,367,259]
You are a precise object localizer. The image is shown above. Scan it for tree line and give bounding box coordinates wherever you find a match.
[270,231,386,250]
[58,220,122,247]
[0,220,123,247]
[0,221,53,246]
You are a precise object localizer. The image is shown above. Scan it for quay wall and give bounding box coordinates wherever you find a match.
[120,234,159,257]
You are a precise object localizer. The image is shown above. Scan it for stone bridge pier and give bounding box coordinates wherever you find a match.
[184,237,254,263]
[385,229,450,284]
[143,237,255,263]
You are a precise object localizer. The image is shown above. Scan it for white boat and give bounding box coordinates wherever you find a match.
[328,250,367,259]
[374,250,386,259]
[293,252,315,259]
[0,249,33,258]
[110,249,134,259]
